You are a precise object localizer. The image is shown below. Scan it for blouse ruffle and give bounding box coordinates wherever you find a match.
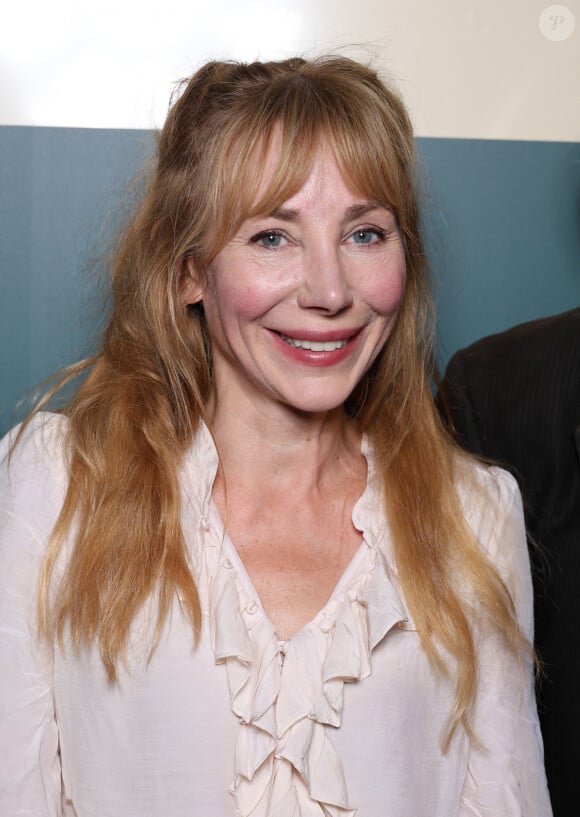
[183,423,409,817]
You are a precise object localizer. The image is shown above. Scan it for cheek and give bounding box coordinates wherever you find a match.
[365,261,407,316]
[205,275,256,324]
[215,273,287,321]
[234,286,273,318]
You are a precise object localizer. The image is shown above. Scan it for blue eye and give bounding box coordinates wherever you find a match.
[251,230,285,248]
[351,229,385,245]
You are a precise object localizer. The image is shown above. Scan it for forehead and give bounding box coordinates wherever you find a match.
[245,131,360,219]
[208,118,402,260]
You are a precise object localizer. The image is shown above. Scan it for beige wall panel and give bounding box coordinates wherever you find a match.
[1,0,578,140]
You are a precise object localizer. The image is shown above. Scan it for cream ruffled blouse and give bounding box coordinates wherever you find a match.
[0,415,552,816]
[199,463,406,816]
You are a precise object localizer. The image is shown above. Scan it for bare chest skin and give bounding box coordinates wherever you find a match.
[212,462,366,641]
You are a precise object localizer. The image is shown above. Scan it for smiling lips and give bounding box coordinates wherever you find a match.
[279,333,348,352]
[271,327,362,366]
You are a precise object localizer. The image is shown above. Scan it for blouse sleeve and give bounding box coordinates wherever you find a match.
[0,416,65,815]
[459,468,552,817]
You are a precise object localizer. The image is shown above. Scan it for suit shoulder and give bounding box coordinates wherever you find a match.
[451,307,580,369]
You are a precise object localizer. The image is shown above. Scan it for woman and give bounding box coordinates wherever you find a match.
[0,57,551,816]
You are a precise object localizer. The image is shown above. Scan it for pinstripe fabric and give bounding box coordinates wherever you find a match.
[438,307,580,817]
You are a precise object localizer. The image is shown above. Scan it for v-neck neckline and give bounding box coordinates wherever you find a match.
[206,498,371,645]
[181,420,391,642]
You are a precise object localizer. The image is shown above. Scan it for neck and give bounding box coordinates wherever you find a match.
[208,396,361,497]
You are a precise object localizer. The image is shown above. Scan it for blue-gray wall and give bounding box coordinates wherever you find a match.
[1,126,579,435]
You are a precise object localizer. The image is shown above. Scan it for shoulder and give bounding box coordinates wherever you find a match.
[448,307,580,374]
[1,411,70,479]
[440,308,580,439]
[455,458,525,563]
[456,457,530,603]
[0,412,70,537]
[456,458,520,523]
[456,457,535,640]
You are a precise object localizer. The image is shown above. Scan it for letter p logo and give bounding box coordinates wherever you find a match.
[539,5,576,40]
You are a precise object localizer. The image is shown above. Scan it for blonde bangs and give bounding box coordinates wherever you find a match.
[200,61,415,262]
[202,109,320,260]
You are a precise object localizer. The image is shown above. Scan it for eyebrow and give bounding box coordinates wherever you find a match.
[268,202,392,222]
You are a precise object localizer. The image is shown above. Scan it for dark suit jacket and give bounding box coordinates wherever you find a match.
[438,308,580,817]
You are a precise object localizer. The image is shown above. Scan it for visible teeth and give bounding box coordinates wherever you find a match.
[280,334,348,351]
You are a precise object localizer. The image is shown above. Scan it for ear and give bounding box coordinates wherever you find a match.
[180,256,206,306]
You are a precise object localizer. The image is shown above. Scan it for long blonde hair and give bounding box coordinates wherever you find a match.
[27,57,525,747]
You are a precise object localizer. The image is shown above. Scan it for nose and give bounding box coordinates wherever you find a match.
[297,247,353,314]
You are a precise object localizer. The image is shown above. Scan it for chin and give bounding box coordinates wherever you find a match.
[279,390,353,416]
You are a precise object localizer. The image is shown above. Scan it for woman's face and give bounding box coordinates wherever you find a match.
[187,141,406,420]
